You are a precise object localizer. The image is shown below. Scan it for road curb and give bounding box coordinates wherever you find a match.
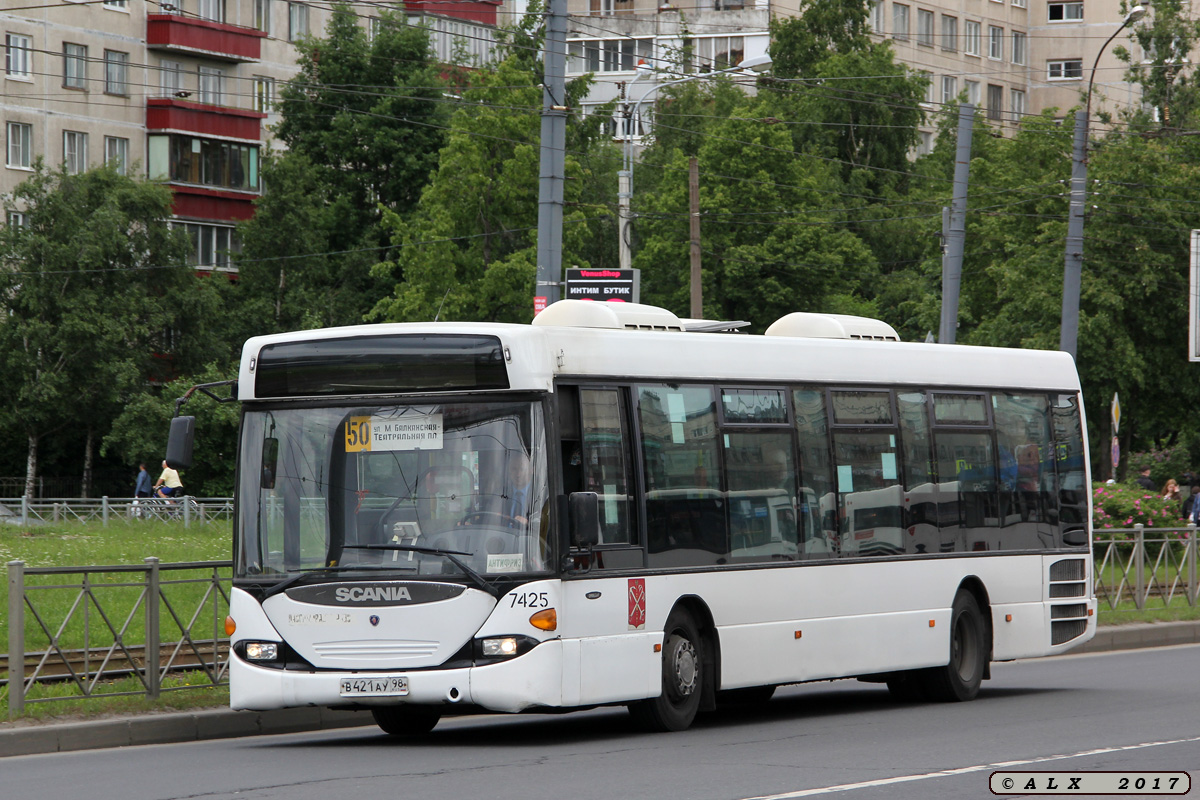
[2,620,1197,758]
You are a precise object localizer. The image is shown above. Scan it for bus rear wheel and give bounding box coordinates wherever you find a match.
[921,590,987,702]
[371,705,441,736]
[629,607,704,732]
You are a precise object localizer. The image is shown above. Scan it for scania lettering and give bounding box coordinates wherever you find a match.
[172,301,1095,736]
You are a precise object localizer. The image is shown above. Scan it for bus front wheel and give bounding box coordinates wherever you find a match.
[371,705,441,736]
[922,590,987,702]
[629,607,704,732]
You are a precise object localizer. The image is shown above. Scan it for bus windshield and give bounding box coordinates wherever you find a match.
[235,399,550,581]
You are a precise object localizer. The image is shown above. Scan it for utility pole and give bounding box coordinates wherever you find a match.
[1060,109,1087,359]
[940,103,973,345]
[535,0,568,314]
[688,157,702,318]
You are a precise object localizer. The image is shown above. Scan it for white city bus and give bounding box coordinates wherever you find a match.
[178,300,1095,735]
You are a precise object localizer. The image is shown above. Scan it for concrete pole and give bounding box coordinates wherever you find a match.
[940,104,973,345]
[535,0,568,312]
[688,157,702,318]
[618,169,632,271]
[1061,109,1087,360]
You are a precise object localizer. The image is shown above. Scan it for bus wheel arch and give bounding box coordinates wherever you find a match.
[629,596,718,731]
[957,576,994,680]
[922,583,990,702]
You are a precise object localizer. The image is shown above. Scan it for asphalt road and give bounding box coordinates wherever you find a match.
[3,644,1197,800]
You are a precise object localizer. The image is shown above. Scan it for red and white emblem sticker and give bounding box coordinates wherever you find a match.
[628,578,646,630]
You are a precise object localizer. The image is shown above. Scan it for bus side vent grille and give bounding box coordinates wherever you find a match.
[1049,558,1086,581]
[1050,603,1088,619]
[1049,582,1086,598]
[1051,619,1088,645]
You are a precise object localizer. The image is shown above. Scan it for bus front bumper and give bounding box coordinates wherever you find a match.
[229,639,564,714]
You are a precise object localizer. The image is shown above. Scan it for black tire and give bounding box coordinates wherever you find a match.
[371,705,441,736]
[629,608,704,732]
[717,685,776,705]
[885,672,927,702]
[920,591,987,702]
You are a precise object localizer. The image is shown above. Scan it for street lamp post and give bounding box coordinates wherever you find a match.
[1060,4,1146,359]
[617,55,772,281]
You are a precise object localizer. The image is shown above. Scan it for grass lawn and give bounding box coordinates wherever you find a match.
[2,520,1196,723]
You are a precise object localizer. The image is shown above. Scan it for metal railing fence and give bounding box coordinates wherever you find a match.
[0,496,234,527]
[1092,525,1199,611]
[5,558,231,717]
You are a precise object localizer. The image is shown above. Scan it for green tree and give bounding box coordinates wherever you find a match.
[1114,0,1200,129]
[0,163,206,497]
[370,24,615,323]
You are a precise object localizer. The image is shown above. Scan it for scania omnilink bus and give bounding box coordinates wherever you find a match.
[170,300,1095,734]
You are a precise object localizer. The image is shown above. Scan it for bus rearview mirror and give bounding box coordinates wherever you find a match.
[165,416,195,470]
[569,492,600,547]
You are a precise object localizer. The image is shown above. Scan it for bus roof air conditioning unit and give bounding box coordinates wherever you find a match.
[765,313,900,341]
[532,300,686,332]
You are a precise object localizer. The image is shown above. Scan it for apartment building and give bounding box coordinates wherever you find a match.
[1,0,499,269]
[564,0,1148,149]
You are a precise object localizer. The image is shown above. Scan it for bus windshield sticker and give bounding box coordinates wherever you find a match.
[345,413,444,453]
[486,554,523,573]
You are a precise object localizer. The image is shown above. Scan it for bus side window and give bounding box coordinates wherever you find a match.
[793,388,835,558]
[581,388,634,546]
[1052,393,1088,547]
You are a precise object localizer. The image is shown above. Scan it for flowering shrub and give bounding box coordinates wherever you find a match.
[1092,482,1188,531]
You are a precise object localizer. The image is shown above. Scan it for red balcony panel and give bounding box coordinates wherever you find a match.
[405,0,500,24]
[147,14,265,62]
[172,186,257,222]
[147,98,265,141]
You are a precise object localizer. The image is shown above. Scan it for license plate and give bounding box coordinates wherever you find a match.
[339,676,409,697]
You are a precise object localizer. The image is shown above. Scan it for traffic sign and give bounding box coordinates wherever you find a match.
[1111,392,1120,435]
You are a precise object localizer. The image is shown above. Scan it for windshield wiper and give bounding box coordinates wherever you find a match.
[259,564,418,600]
[343,544,501,598]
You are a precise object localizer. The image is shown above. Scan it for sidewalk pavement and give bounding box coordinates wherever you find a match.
[3,620,1198,758]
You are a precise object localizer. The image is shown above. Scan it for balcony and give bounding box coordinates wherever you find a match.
[147,14,266,62]
[146,97,265,142]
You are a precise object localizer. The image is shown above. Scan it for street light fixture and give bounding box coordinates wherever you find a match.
[617,54,773,273]
[1060,4,1146,359]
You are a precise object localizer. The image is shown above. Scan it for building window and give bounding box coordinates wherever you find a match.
[892,4,910,40]
[63,43,87,89]
[7,121,32,168]
[964,20,980,55]
[988,26,1004,59]
[869,0,884,32]
[197,0,224,22]
[8,211,27,227]
[160,60,184,97]
[917,130,933,156]
[986,84,1003,120]
[64,130,88,175]
[941,15,957,51]
[252,75,275,113]
[941,75,957,104]
[6,34,32,79]
[288,2,309,41]
[105,136,129,175]
[1012,0,1026,8]
[697,36,743,69]
[965,79,980,105]
[150,133,258,191]
[917,9,934,46]
[254,0,270,32]
[1048,2,1082,21]
[920,70,934,105]
[103,0,128,8]
[1012,31,1027,65]
[1011,88,1027,117]
[180,222,241,269]
[568,38,655,73]
[1048,59,1083,80]
[198,66,224,105]
[104,50,129,95]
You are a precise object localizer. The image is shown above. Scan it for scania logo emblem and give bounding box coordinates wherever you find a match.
[369,615,380,627]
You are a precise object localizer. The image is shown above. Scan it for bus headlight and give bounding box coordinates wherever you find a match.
[244,642,279,661]
[481,637,519,657]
